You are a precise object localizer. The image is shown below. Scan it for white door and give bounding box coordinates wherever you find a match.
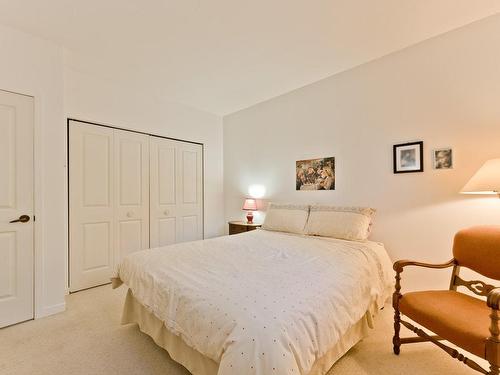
[0,90,34,328]
[69,122,151,292]
[150,136,203,247]
[175,140,203,242]
[113,129,149,262]
[69,122,115,291]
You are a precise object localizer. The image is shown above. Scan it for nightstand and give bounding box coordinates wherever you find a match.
[228,221,262,235]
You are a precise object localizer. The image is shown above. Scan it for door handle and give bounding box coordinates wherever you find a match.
[9,215,30,223]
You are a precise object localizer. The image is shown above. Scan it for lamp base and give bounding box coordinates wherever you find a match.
[246,211,254,224]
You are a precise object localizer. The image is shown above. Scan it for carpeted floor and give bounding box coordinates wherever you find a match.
[0,285,484,375]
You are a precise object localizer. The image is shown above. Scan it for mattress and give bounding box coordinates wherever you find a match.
[113,229,393,375]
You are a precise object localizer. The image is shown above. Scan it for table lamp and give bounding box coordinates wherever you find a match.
[242,198,257,224]
[461,158,500,197]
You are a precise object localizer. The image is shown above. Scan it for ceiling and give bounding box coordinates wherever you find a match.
[1,0,499,115]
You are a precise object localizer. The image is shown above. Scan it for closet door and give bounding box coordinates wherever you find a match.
[176,141,203,242]
[150,137,203,247]
[69,122,150,292]
[69,122,115,291]
[114,129,149,262]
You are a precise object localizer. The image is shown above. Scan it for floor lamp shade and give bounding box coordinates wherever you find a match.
[461,158,500,195]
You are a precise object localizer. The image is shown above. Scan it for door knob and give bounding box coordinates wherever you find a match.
[10,215,30,223]
[164,210,169,216]
[126,212,133,218]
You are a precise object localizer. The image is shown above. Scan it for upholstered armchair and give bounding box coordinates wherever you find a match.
[392,226,500,375]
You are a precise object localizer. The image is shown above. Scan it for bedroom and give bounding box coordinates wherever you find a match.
[1,1,500,374]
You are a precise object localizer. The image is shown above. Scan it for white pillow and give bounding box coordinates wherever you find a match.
[304,205,375,241]
[261,203,310,234]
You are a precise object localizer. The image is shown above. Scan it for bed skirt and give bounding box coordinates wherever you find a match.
[121,288,372,375]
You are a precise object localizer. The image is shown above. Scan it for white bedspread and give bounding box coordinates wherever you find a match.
[114,229,393,375]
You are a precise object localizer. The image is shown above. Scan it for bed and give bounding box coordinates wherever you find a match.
[112,225,393,375]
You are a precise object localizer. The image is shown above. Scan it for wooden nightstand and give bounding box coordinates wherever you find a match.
[228,221,262,235]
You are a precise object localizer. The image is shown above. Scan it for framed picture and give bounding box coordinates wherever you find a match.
[296,157,335,190]
[433,148,453,169]
[393,141,423,173]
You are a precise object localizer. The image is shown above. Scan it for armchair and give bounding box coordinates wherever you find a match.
[393,226,500,375]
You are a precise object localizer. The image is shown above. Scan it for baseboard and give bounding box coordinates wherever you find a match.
[37,302,66,319]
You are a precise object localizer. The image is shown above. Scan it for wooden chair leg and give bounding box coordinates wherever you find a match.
[487,292,500,375]
[393,308,401,355]
[392,271,402,355]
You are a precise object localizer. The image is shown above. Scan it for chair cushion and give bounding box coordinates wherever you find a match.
[399,290,491,358]
[453,226,500,280]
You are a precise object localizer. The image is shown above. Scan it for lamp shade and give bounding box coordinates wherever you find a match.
[242,198,257,211]
[461,158,500,195]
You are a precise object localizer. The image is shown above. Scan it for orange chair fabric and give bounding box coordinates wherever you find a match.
[399,290,491,358]
[453,225,500,281]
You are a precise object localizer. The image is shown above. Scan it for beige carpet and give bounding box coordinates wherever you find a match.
[0,285,485,375]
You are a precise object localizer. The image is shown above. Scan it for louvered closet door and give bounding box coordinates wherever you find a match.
[113,129,149,263]
[150,137,203,247]
[69,122,115,291]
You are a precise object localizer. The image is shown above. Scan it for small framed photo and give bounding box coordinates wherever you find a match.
[393,141,424,173]
[433,148,453,169]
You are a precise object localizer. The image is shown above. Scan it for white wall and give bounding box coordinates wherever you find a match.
[0,24,66,316]
[63,66,225,239]
[224,15,500,291]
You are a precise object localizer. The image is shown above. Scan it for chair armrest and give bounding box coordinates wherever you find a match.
[393,259,456,310]
[393,259,455,273]
[488,288,500,310]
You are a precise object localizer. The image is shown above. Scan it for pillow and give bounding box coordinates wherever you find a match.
[304,205,375,241]
[261,203,310,234]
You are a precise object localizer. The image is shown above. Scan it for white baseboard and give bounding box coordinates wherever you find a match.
[36,302,66,319]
